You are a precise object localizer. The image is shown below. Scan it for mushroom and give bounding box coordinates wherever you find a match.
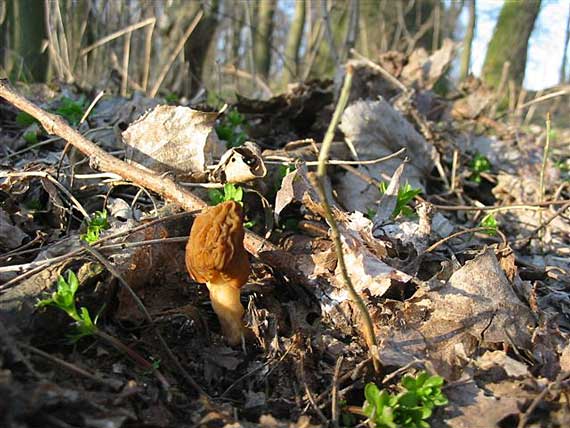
[185,200,251,345]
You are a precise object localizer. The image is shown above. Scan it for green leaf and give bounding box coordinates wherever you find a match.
[479,214,498,236]
[16,112,37,127]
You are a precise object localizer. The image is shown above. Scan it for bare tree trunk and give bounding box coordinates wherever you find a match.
[253,0,275,79]
[184,0,220,98]
[560,2,570,84]
[5,0,48,82]
[459,0,476,80]
[482,0,541,88]
[283,0,305,84]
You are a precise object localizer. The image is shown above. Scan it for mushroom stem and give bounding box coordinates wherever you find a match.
[206,282,244,346]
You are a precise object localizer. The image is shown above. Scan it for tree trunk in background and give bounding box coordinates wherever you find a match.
[253,0,275,79]
[459,0,476,80]
[560,2,570,84]
[283,0,305,84]
[184,0,220,98]
[311,0,348,78]
[5,0,48,82]
[482,0,541,89]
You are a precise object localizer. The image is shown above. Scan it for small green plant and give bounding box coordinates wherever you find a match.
[23,130,39,145]
[164,92,179,104]
[469,153,491,183]
[479,213,498,236]
[208,183,244,206]
[16,111,38,127]
[36,270,98,341]
[216,109,248,148]
[363,371,448,428]
[81,210,110,244]
[378,182,422,218]
[55,96,86,125]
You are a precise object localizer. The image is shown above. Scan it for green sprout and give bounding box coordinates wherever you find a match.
[479,213,498,236]
[81,210,110,244]
[216,109,248,148]
[36,270,98,341]
[16,111,38,127]
[469,153,491,184]
[208,183,244,206]
[55,96,86,125]
[164,92,179,104]
[378,182,422,218]
[23,131,39,145]
[363,371,448,428]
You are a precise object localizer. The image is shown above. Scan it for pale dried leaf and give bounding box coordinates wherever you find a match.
[123,105,223,176]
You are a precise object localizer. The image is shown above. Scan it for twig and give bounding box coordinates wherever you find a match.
[80,90,105,124]
[423,226,507,254]
[350,49,408,92]
[264,148,406,167]
[0,80,276,259]
[120,31,132,97]
[149,11,203,98]
[433,200,570,213]
[300,357,329,425]
[538,113,551,240]
[0,171,89,219]
[19,341,123,390]
[82,243,207,398]
[515,200,570,249]
[315,65,381,374]
[80,17,156,56]
[517,371,570,428]
[331,356,344,428]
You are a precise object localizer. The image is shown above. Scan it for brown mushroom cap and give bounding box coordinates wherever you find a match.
[186,201,250,289]
[186,201,251,345]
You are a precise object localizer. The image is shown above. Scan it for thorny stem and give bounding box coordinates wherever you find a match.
[316,65,382,374]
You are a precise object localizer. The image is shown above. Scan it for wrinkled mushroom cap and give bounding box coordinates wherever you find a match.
[186,201,250,289]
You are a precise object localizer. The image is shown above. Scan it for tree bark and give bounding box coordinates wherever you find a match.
[253,0,275,79]
[459,0,476,80]
[5,0,48,82]
[283,0,305,84]
[184,0,220,98]
[560,2,570,83]
[482,0,541,89]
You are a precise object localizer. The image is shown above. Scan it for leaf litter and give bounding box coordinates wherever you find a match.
[1,43,570,428]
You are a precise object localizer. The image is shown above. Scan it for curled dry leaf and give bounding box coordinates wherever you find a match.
[210,141,267,184]
[122,105,224,178]
[401,38,456,89]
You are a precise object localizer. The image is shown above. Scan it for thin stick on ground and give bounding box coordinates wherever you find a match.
[315,64,382,375]
[82,243,208,399]
[0,80,277,259]
[538,113,551,241]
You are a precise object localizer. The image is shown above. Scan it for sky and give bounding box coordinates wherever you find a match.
[465,0,569,90]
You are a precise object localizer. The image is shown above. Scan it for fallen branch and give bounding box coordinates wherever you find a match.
[0,79,275,259]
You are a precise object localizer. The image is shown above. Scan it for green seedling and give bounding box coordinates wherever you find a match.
[36,270,98,341]
[208,183,244,206]
[164,92,179,104]
[16,111,38,127]
[216,109,248,148]
[378,182,422,218]
[479,213,498,236]
[55,96,86,125]
[23,131,38,145]
[363,371,448,428]
[81,210,110,244]
[469,153,491,184]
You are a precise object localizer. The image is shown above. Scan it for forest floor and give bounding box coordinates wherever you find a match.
[1,46,570,428]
